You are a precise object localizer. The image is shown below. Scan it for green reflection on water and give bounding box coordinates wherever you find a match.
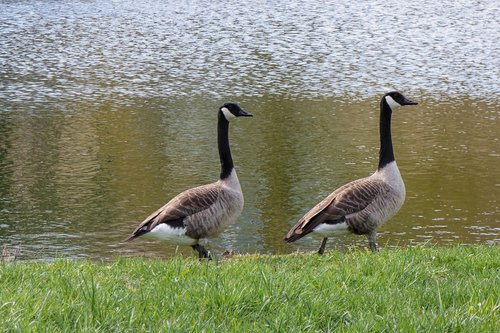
[0,95,498,260]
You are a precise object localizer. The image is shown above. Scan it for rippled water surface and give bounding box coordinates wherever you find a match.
[0,0,498,260]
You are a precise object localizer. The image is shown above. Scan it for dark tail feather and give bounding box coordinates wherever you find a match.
[123,229,149,243]
[284,228,311,243]
[123,234,137,242]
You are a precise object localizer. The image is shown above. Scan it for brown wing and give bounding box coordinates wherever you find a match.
[124,183,221,241]
[284,177,384,242]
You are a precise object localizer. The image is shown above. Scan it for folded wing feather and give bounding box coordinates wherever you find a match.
[284,177,386,241]
[125,183,221,241]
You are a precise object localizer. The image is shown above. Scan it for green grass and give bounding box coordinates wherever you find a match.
[1,245,498,332]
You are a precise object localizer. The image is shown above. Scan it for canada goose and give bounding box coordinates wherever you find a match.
[284,92,417,253]
[125,103,252,259]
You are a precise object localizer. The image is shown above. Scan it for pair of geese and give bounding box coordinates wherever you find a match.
[125,92,418,259]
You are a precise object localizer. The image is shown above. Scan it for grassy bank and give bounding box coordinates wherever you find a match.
[0,245,498,332]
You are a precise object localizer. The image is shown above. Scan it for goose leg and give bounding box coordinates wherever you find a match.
[368,232,378,252]
[318,237,329,255]
[192,244,212,260]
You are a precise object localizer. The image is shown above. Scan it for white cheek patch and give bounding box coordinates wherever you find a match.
[221,107,236,121]
[385,96,401,110]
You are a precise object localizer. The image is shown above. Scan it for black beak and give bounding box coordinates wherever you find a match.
[238,108,253,117]
[403,98,418,105]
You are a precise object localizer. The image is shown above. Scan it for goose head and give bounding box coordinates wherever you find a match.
[384,91,418,111]
[220,103,253,121]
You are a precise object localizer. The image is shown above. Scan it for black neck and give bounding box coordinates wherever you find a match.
[218,111,234,179]
[378,98,395,170]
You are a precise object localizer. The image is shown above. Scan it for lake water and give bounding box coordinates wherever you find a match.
[0,0,498,260]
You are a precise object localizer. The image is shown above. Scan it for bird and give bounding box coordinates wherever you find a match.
[284,91,418,254]
[125,103,252,259]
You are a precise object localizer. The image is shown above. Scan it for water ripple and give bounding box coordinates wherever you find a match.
[1,0,499,105]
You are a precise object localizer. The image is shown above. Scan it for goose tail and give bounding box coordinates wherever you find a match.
[123,230,145,242]
[123,223,153,242]
[284,225,310,243]
[123,233,138,242]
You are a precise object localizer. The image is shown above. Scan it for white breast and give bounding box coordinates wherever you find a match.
[371,161,406,223]
[375,161,405,196]
[220,169,243,193]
